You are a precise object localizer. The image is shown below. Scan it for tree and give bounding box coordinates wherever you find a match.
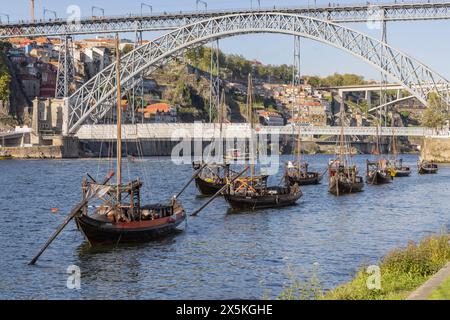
[421,92,449,129]
[307,76,321,87]
[121,44,134,55]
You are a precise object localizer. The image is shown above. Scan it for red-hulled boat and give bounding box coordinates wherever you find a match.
[28,36,188,265]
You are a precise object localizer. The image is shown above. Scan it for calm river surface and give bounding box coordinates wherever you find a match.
[0,154,449,299]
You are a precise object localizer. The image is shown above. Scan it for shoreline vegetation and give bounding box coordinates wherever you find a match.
[275,233,450,300]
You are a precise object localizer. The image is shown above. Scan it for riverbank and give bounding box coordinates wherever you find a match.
[324,234,450,300]
[276,233,450,300]
[421,137,450,163]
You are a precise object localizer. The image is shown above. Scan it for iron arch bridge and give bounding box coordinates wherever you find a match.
[65,12,450,135]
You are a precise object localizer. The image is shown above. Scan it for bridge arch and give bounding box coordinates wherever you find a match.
[66,12,450,134]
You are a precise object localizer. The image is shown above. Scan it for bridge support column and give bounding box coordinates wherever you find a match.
[62,98,69,136]
[366,90,372,110]
[55,35,75,98]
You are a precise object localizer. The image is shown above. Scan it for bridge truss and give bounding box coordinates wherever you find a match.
[65,12,450,135]
[1,2,450,38]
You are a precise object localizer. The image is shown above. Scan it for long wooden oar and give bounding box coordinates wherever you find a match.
[175,163,208,199]
[29,172,115,265]
[191,166,248,217]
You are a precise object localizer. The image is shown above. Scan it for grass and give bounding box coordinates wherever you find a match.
[275,234,450,300]
[428,276,450,300]
[324,234,450,300]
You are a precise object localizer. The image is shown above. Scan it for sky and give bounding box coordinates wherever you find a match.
[4,0,450,80]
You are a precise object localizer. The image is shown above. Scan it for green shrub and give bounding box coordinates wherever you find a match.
[325,234,450,300]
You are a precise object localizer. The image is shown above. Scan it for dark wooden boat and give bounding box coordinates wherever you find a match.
[391,159,411,177]
[74,38,187,245]
[328,106,364,196]
[417,160,438,174]
[224,177,302,211]
[394,167,412,177]
[285,162,323,186]
[192,162,229,196]
[366,160,393,185]
[75,181,186,245]
[195,176,225,195]
[223,74,302,211]
[328,162,364,196]
[388,134,411,177]
[28,36,189,265]
[285,119,322,186]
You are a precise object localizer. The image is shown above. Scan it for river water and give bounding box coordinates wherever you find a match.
[0,154,449,299]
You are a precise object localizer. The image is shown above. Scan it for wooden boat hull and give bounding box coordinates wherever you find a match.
[418,166,438,174]
[224,189,302,211]
[286,173,323,186]
[328,177,364,196]
[75,210,186,245]
[195,176,225,196]
[394,168,411,177]
[366,171,393,185]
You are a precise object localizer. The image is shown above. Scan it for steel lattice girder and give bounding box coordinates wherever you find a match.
[66,13,450,134]
[2,2,450,38]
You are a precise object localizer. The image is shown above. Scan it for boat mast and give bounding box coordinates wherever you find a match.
[297,123,302,168]
[339,105,346,165]
[115,33,122,202]
[376,124,380,162]
[246,73,255,181]
[220,89,225,165]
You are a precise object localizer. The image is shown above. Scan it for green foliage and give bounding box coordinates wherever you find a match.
[421,92,449,129]
[307,73,366,87]
[121,44,134,55]
[263,265,323,300]
[325,234,450,300]
[0,42,11,104]
[428,276,450,300]
[185,47,293,83]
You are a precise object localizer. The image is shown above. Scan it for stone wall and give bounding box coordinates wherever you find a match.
[420,137,450,163]
[0,146,63,159]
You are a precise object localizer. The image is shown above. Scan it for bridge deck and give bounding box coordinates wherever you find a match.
[75,124,445,140]
[2,2,450,38]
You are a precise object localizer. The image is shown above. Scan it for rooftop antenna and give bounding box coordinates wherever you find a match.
[141,3,153,15]
[196,0,207,12]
